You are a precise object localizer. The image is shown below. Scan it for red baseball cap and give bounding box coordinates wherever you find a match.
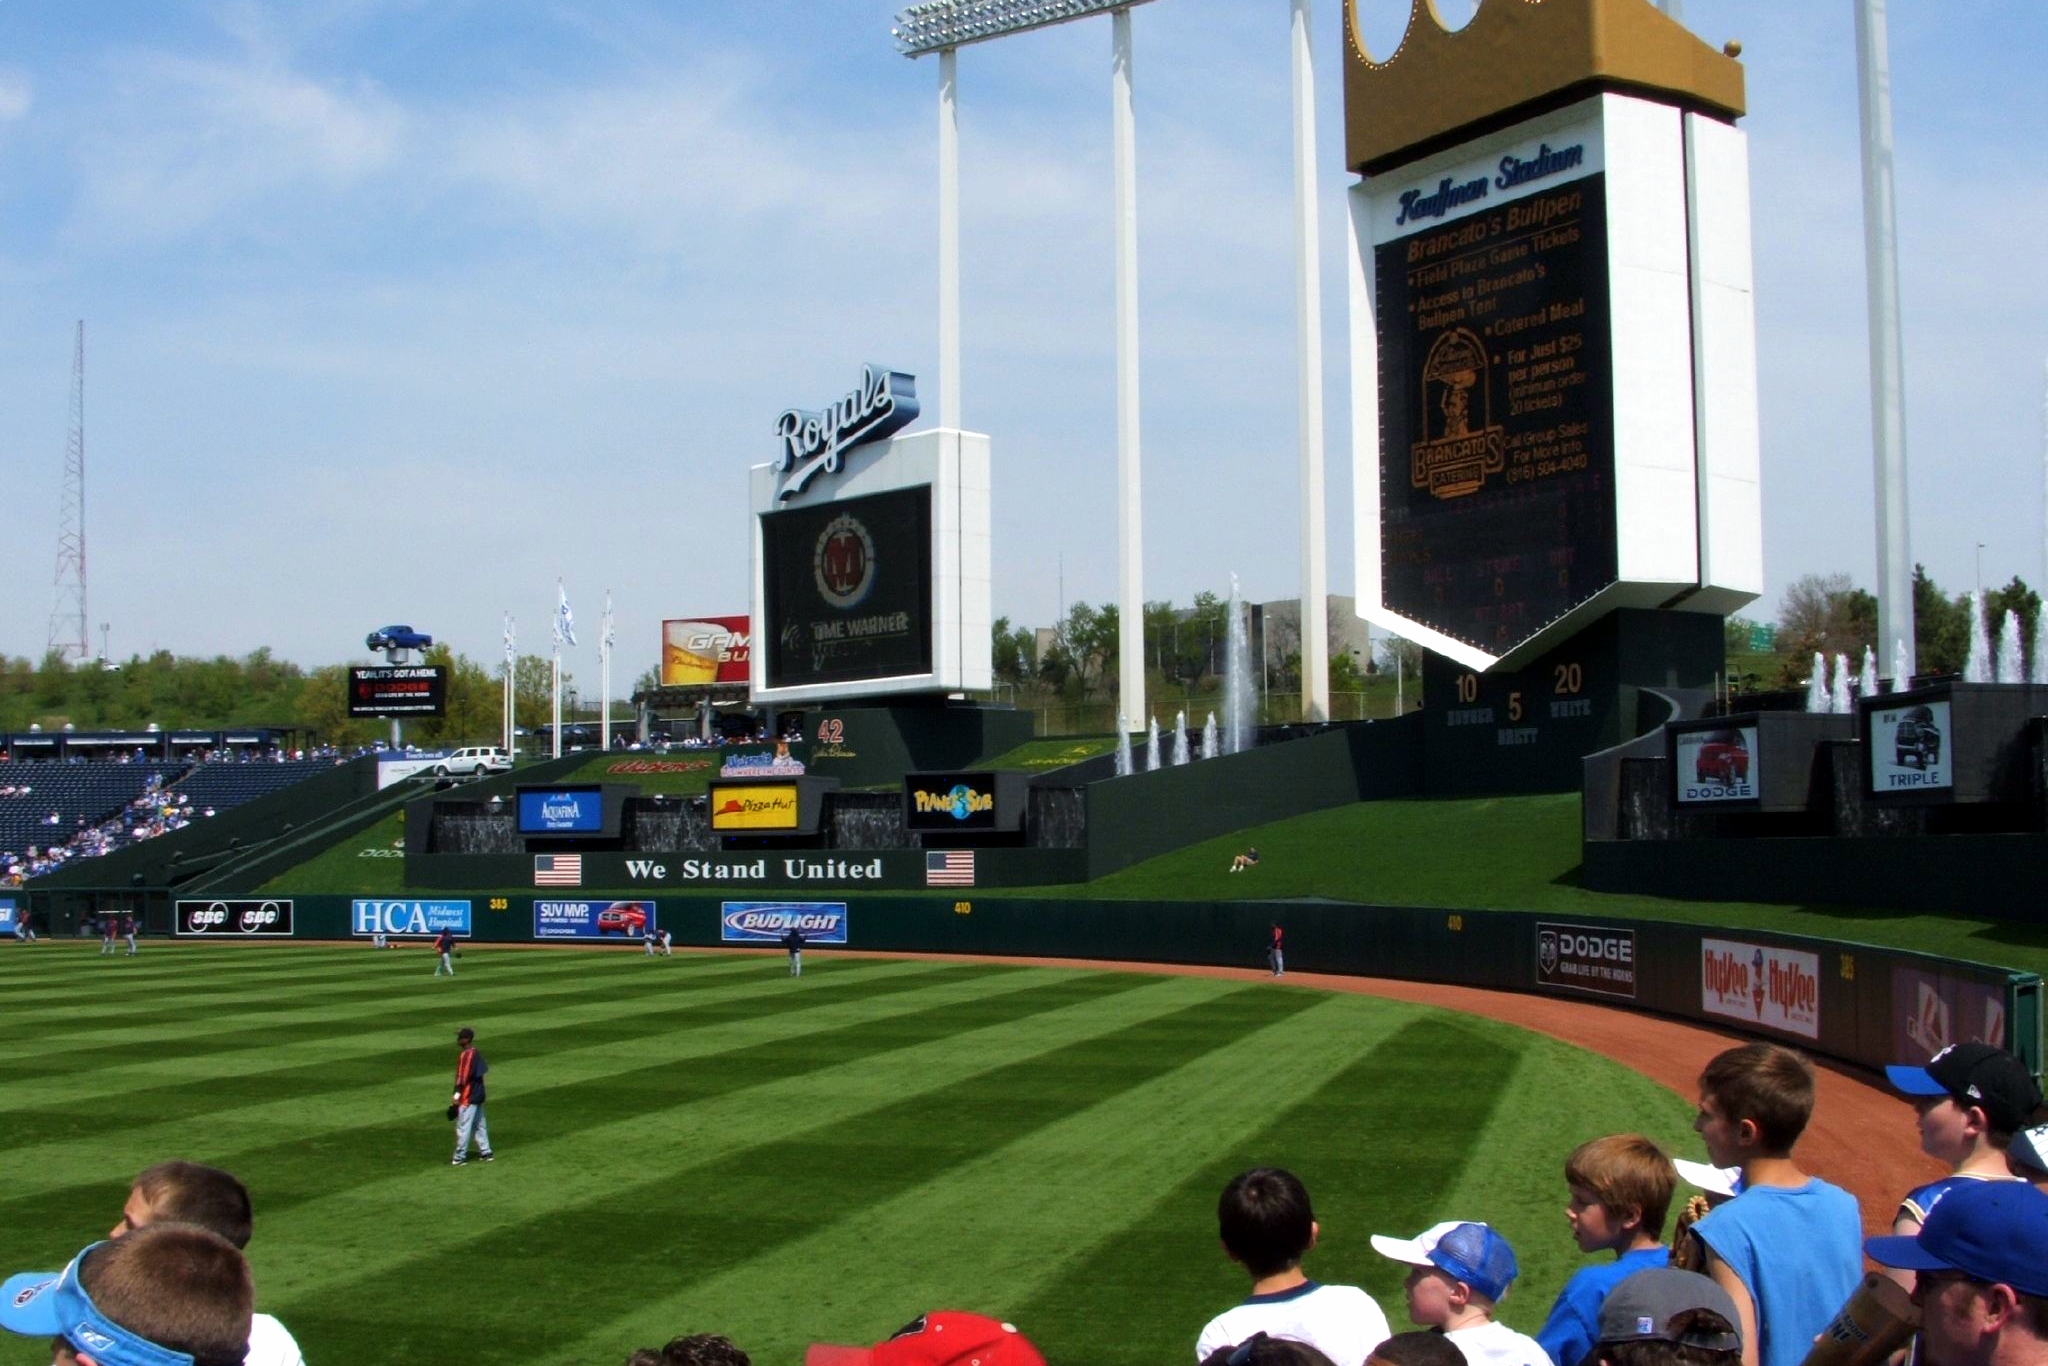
[806,1312,1046,1366]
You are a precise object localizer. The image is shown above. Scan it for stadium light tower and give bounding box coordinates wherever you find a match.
[894,0,1161,732]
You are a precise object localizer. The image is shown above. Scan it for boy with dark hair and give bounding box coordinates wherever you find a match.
[1197,1168,1391,1366]
[1367,1331,1470,1366]
[1203,1335,1339,1366]
[1689,1043,1862,1366]
[1882,1042,2040,1281]
[1591,1268,1743,1366]
[1371,1221,1545,1366]
[0,1224,254,1366]
[1536,1134,1678,1366]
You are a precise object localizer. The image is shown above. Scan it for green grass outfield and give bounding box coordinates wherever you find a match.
[1,942,1697,1366]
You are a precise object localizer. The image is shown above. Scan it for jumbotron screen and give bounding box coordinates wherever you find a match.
[1376,173,1617,657]
[760,485,933,689]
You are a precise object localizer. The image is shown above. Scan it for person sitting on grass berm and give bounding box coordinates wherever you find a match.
[1231,847,1261,872]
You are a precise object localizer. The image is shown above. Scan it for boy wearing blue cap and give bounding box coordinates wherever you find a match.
[0,1223,252,1366]
[1370,1221,1548,1366]
[1883,1043,2041,1255]
[1864,1180,2048,1366]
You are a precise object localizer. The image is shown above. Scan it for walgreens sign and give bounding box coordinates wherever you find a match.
[1700,938,1820,1040]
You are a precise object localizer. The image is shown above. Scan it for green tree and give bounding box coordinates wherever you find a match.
[295,664,378,748]
[990,616,1036,686]
[1913,565,1969,676]
[410,647,500,747]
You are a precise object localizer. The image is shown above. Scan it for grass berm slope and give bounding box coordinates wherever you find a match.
[1,942,1694,1366]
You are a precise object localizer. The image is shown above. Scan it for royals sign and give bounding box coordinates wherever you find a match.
[773,364,919,500]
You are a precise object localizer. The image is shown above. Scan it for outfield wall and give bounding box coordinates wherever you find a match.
[226,891,2039,1076]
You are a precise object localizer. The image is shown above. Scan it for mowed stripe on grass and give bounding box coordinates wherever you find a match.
[0,945,1697,1366]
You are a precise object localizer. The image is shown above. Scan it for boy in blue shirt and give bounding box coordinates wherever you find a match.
[1536,1134,1677,1366]
[1687,1043,1862,1366]
[1881,1041,2040,1279]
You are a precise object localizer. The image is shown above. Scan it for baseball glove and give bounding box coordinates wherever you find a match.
[445,1104,459,1121]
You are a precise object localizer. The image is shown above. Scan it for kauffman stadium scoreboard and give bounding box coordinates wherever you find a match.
[1346,1,1761,672]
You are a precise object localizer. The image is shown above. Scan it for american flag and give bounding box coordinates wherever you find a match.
[534,854,582,887]
[925,850,975,887]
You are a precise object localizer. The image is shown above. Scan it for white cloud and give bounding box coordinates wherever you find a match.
[0,70,31,122]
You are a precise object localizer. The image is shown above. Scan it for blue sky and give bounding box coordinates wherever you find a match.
[1,1,2043,681]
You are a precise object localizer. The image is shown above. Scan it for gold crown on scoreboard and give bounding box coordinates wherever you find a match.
[1343,0,1745,176]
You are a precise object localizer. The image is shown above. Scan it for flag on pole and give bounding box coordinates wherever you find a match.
[602,592,615,654]
[556,582,577,647]
[503,613,515,664]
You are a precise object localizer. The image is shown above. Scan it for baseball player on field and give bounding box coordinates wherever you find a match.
[433,927,456,976]
[449,1027,494,1166]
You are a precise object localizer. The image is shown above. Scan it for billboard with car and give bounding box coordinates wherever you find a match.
[1674,724,1759,803]
[1866,699,1951,792]
[534,900,657,940]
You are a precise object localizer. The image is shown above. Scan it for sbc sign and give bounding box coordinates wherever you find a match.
[352,899,472,938]
[176,900,295,937]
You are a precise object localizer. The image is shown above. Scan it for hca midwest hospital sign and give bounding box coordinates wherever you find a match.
[750,363,992,705]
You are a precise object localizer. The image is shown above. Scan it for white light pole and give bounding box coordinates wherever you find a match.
[1110,5,1146,730]
[893,0,1160,729]
[939,46,961,430]
[1291,0,1329,723]
[1855,0,1915,676]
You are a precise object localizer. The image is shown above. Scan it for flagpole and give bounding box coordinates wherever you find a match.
[600,591,614,753]
[551,579,564,759]
[502,613,515,754]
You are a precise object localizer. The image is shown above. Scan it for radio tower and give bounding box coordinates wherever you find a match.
[48,321,88,661]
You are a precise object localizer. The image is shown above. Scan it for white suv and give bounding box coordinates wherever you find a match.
[435,747,514,777]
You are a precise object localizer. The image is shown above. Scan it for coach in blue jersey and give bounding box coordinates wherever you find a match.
[450,1027,494,1166]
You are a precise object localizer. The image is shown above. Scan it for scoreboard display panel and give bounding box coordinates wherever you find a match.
[761,484,934,689]
[1377,173,1616,659]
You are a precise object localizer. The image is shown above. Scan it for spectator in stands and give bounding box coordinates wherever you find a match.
[807,1311,1045,1365]
[1687,1043,1863,1366]
[1535,1135,1677,1366]
[1365,1332,1467,1366]
[1588,1268,1743,1366]
[1196,1167,1390,1365]
[1881,1043,2041,1281]
[1865,1181,2048,1366]
[0,1223,254,1366]
[1370,1222,1546,1366]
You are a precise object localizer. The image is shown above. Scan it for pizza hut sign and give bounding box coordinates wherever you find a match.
[175,899,296,937]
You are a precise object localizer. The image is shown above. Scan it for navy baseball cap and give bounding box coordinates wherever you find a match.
[2011,1121,2048,1177]
[1,1244,206,1366]
[1865,1180,2048,1298]
[1885,1043,2043,1133]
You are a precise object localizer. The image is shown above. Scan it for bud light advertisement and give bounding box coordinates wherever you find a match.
[721,902,848,944]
